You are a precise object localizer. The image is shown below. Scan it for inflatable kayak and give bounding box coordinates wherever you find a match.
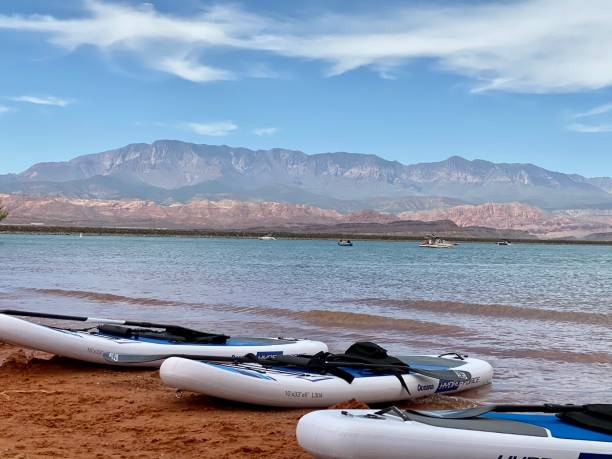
[0,310,327,367]
[297,405,612,459]
[160,342,493,407]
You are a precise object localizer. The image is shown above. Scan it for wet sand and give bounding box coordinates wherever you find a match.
[0,342,480,458]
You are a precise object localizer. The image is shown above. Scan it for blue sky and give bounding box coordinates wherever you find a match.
[1,0,612,177]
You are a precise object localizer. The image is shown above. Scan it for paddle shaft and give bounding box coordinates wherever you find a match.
[103,352,470,381]
[0,309,207,334]
[492,404,585,413]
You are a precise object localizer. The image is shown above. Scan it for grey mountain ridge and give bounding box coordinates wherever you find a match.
[2,139,611,211]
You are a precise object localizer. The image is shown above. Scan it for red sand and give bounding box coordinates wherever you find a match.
[0,343,480,458]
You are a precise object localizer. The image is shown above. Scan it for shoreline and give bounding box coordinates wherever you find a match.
[1,223,612,245]
[0,343,479,458]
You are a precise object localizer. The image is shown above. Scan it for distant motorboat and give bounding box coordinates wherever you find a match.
[338,239,353,246]
[497,240,512,246]
[418,235,457,248]
[258,234,277,241]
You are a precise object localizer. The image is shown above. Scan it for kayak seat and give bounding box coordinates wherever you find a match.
[97,324,229,344]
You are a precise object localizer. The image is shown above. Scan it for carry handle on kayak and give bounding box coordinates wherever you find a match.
[0,309,229,341]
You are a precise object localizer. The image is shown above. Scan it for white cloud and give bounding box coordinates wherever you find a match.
[184,121,237,136]
[9,95,69,107]
[567,123,612,133]
[566,102,612,132]
[155,56,234,83]
[3,1,612,92]
[574,103,612,119]
[253,127,278,136]
[0,105,10,113]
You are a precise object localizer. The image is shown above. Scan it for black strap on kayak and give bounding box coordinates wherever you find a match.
[557,404,612,435]
[253,353,357,384]
[97,324,229,344]
[243,342,415,392]
[328,342,412,392]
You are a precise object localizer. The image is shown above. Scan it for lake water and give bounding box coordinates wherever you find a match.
[1,234,610,404]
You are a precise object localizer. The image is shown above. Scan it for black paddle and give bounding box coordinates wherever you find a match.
[103,351,471,382]
[0,309,228,341]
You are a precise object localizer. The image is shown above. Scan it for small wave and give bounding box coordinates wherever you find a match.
[196,304,471,337]
[11,290,610,364]
[345,298,612,326]
[278,309,468,337]
[465,345,612,365]
[25,288,180,307]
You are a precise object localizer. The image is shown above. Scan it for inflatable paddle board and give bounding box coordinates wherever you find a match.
[0,313,328,367]
[297,406,612,459]
[159,353,492,407]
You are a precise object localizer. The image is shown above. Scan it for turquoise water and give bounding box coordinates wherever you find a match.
[1,234,611,403]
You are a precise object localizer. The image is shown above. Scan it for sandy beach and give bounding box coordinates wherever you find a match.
[0,342,482,458]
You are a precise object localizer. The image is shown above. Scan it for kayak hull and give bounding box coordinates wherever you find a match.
[0,313,328,367]
[159,354,493,407]
[297,409,612,459]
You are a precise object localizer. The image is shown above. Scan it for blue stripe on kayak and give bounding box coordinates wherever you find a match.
[579,454,612,459]
[342,365,454,377]
[484,413,612,443]
[94,333,280,346]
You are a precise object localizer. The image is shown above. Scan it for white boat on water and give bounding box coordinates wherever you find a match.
[258,234,277,240]
[419,235,457,248]
[497,240,511,246]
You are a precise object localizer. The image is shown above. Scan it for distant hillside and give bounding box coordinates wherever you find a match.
[399,202,612,238]
[0,194,532,239]
[1,140,611,210]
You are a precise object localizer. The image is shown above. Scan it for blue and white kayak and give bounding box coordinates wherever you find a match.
[159,353,492,407]
[297,408,612,459]
[0,313,328,367]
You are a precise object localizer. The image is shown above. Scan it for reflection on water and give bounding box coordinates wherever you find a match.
[1,234,611,404]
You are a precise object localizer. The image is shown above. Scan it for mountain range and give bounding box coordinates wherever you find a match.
[2,139,611,211]
[2,140,612,239]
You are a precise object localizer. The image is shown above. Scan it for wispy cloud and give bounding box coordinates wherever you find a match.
[9,95,70,107]
[0,105,11,114]
[574,103,612,119]
[3,1,612,92]
[567,123,612,133]
[155,56,234,83]
[567,102,612,133]
[184,121,237,136]
[253,127,278,136]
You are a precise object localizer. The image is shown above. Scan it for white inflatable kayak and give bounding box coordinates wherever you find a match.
[297,406,612,459]
[0,312,327,367]
[159,352,493,407]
